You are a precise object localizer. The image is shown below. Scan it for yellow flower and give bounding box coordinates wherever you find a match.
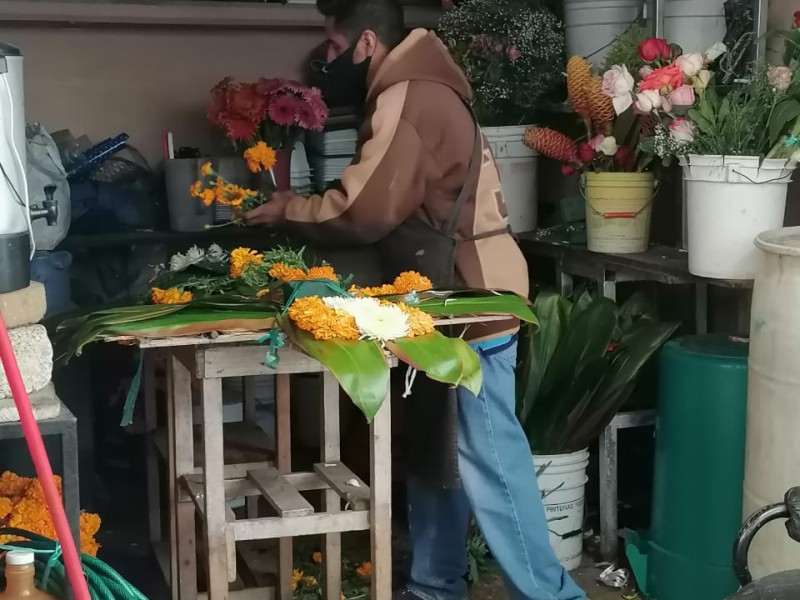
[200,161,213,177]
[393,271,433,294]
[356,561,372,578]
[244,141,277,173]
[190,181,203,198]
[151,287,193,304]
[397,303,435,337]
[287,296,360,340]
[269,262,307,282]
[200,189,216,206]
[302,575,318,587]
[306,265,338,282]
[291,569,303,591]
[350,284,396,297]
[312,551,322,564]
[230,247,263,278]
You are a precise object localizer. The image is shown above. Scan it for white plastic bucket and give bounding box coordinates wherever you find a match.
[564,0,642,64]
[533,448,590,571]
[664,0,727,53]
[744,227,800,578]
[680,155,795,280]
[482,125,538,233]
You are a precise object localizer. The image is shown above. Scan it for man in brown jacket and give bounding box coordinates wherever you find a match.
[246,1,585,599]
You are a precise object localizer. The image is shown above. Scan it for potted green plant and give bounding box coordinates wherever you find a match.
[516,289,678,569]
[437,0,565,233]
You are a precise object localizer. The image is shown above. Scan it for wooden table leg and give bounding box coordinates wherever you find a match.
[200,377,229,599]
[275,374,293,600]
[370,396,392,598]
[243,377,259,520]
[168,353,197,600]
[321,373,342,600]
[144,351,162,544]
[599,417,619,562]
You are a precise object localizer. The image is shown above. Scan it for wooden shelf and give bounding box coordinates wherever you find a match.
[0,0,441,30]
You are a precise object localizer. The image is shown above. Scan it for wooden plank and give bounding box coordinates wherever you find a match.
[233,511,370,541]
[314,463,369,512]
[275,374,293,600]
[243,377,259,521]
[369,399,393,600]
[247,467,314,518]
[320,372,342,600]
[200,377,230,599]
[144,350,162,544]
[199,346,327,379]
[184,471,327,498]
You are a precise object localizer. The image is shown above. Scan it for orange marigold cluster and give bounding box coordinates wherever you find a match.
[243,141,277,174]
[524,128,577,163]
[396,303,436,337]
[287,296,360,341]
[151,287,193,305]
[350,271,433,297]
[268,263,339,283]
[230,247,263,278]
[566,56,592,119]
[190,162,259,208]
[0,472,102,557]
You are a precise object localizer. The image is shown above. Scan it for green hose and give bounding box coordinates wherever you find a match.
[0,528,148,600]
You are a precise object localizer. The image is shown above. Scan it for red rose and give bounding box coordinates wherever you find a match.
[613,146,635,172]
[577,142,597,163]
[639,62,685,92]
[638,37,671,62]
[794,10,800,27]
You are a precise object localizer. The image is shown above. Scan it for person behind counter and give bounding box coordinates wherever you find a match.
[246,1,586,599]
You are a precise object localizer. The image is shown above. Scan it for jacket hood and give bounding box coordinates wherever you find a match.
[367,29,472,103]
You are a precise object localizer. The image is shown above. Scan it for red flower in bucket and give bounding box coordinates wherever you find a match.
[638,37,671,62]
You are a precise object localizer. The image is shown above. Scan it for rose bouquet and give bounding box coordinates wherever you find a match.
[438,0,565,125]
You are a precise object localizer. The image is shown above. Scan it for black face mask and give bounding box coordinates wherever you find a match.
[310,42,371,112]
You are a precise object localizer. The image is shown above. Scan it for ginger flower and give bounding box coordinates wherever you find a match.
[151,287,193,304]
[230,247,263,278]
[306,265,338,281]
[244,141,277,173]
[269,262,307,282]
[393,271,433,294]
[287,296,360,340]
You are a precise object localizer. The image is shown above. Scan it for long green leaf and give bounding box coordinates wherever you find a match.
[278,316,390,422]
[770,98,800,148]
[105,309,276,335]
[418,294,538,326]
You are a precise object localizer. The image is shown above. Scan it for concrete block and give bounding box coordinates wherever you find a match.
[0,325,53,399]
[0,383,61,423]
[0,283,46,328]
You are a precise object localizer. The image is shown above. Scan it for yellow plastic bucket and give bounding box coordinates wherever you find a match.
[584,172,655,254]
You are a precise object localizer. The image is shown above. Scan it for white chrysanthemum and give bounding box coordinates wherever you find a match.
[207,244,225,260]
[169,245,205,272]
[324,297,410,341]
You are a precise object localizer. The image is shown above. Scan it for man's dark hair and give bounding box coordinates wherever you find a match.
[317,0,406,50]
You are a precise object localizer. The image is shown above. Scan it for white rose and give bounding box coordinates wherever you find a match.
[601,65,635,115]
[693,69,711,91]
[597,135,620,156]
[633,90,663,113]
[676,53,705,78]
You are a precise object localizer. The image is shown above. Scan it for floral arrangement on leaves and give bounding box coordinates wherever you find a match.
[208,77,328,150]
[438,0,565,125]
[0,472,101,557]
[524,35,725,174]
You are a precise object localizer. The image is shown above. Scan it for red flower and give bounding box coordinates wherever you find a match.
[638,37,671,62]
[226,118,259,142]
[613,146,635,171]
[577,142,596,163]
[255,77,288,97]
[268,95,298,126]
[794,10,800,27]
[607,342,619,353]
[561,164,576,176]
[297,102,322,131]
[639,63,685,92]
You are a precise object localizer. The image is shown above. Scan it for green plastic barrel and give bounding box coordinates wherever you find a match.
[637,335,749,600]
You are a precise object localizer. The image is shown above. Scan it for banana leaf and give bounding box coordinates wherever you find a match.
[278,316,390,422]
[417,292,538,326]
[387,332,482,396]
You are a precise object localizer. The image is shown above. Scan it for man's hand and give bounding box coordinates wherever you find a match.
[245,191,298,226]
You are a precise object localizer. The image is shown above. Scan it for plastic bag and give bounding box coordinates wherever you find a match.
[26,122,70,250]
[785,487,800,544]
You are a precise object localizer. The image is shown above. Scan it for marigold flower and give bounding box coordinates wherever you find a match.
[350,284,397,297]
[393,271,433,294]
[269,262,307,282]
[151,287,193,305]
[312,551,322,564]
[190,181,203,198]
[291,569,303,591]
[0,496,13,519]
[306,265,338,281]
[230,247,263,278]
[200,161,213,177]
[397,303,436,337]
[356,561,373,577]
[287,296,360,340]
[244,141,277,173]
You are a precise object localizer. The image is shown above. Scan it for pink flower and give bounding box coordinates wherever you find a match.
[639,63,685,92]
[668,117,696,143]
[561,164,576,176]
[633,89,663,113]
[768,65,793,91]
[602,65,635,114]
[675,53,705,78]
[577,142,596,163]
[639,65,654,78]
[668,84,696,107]
[268,95,298,126]
[506,45,521,63]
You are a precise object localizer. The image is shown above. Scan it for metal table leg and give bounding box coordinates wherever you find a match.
[599,418,619,562]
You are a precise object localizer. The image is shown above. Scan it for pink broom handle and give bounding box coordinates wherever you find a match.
[0,312,90,600]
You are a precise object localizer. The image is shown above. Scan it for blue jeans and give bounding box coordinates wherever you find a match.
[406,341,586,600]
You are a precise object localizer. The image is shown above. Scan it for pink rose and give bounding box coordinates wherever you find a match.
[639,65,654,78]
[768,65,793,91]
[633,89,663,113]
[577,142,596,163]
[668,117,696,143]
[668,84,696,107]
[506,45,521,63]
[675,53,705,78]
[602,65,635,114]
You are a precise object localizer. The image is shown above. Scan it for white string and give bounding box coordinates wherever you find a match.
[402,365,418,398]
